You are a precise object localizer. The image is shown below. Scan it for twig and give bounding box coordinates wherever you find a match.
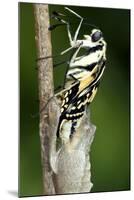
[34,4,60,195]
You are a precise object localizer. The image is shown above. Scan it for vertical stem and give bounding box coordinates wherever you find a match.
[34,4,55,194]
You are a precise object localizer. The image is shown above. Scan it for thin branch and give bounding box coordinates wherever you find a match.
[34,4,60,195]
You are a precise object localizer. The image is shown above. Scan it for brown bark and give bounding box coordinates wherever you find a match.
[34,4,60,195]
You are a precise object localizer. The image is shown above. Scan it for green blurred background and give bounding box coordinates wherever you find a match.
[19,2,130,197]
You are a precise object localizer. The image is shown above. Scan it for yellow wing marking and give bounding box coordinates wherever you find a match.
[79,65,98,93]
